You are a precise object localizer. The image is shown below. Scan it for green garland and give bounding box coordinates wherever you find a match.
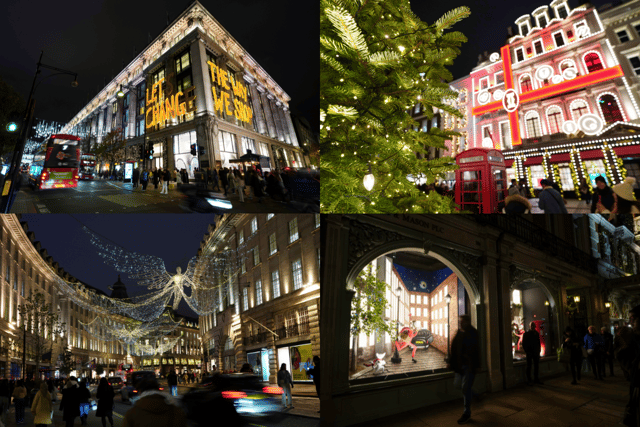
[568,161,585,199]
[616,156,627,181]
[526,166,535,198]
[552,164,564,196]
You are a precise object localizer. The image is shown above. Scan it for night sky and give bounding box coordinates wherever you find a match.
[411,0,619,82]
[393,264,453,294]
[20,214,217,318]
[0,0,318,130]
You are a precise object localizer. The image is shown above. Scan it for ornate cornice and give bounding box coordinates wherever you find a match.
[347,219,403,270]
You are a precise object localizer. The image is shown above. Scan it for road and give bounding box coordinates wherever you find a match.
[9,178,313,213]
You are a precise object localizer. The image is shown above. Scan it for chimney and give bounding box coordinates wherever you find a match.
[507,26,514,37]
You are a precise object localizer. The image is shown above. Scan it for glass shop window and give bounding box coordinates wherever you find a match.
[510,284,555,362]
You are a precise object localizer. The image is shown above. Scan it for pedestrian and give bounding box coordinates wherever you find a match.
[96,377,115,427]
[306,356,321,399]
[584,325,605,380]
[240,363,253,373]
[121,378,187,427]
[518,178,531,199]
[611,176,640,227]
[132,168,140,189]
[203,167,209,188]
[522,321,544,385]
[171,168,177,183]
[47,380,56,403]
[60,376,81,427]
[447,315,480,425]
[152,169,159,190]
[591,175,615,214]
[31,381,53,426]
[508,179,520,196]
[78,381,91,425]
[579,178,592,204]
[562,326,583,385]
[167,370,178,397]
[211,167,220,191]
[600,326,615,377]
[538,179,568,214]
[503,193,532,213]
[250,169,265,203]
[0,378,10,425]
[237,171,245,202]
[12,379,27,424]
[161,169,170,194]
[220,168,229,195]
[277,363,294,409]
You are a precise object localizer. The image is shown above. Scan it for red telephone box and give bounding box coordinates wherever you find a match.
[455,148,508,213]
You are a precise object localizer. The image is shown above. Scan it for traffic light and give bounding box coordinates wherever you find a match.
[190,143,197,156]
[5,112,20,133]
[149,146,154,160]
[198,145,206,155]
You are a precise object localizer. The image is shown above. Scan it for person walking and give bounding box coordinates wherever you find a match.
[47,379,57,403]
[522,321,544,385]
[219,168,229,196]
[306,356,321,399]
[96,377,115,427]
[161,169,170,194]
[250,169,265,203]
[167,370,178,397]
[591,175,616,214]
[132,168,140,189]
[31,381,53,427]
[584,325,605,380]
[508,179,520,196]
[78,381,91,426]
[447,315,480,425]
[12,379,27,424]
[600,326,615,377]
[60,376,81,427]
[121,378,187,427]
[562,326,583,385]
[277,364,294,409]
[0,379,10,425]
[211,167,220,191]
[140,170,149,191]
[579,178,592,205]
[518,178,531,199]
[538,179,568,214]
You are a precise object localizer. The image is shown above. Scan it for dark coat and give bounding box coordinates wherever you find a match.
[60,384,81,421]
[96,385,114,417]
[78,385,91,404]
[163,170,171,182]
[449,326,480,374]
[523,329,541,356]
[167,373,178,387]
[562,331,583,361]
[307,365,320,393]
[504,194,532,214]
[219,169,228,186]
[538,188,568,214]
[591,186,615,213]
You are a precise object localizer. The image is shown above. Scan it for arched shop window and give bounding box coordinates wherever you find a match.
[520,74,533,93]
[583,52,604,73]
[598,94,624,124]
[546,106,564,134]
[524,111,543,138]
[570,99,590,121]
[349,251,470,384]
[510,282,556,361]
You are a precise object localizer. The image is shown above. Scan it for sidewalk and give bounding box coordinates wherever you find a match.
[566,198,592,214]
[353,370,628,427]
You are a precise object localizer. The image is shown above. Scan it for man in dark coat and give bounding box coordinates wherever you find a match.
[591,175,615,213]
[167,370,178,397]
[448,315,480,425]
[538,179,568,214]
[601,326,615,377]
[210,167,220,191]
[306,356,321,401]
[60,376,81,427]
[132,168,140,188]
[522,321,543,385]
[219,168,229,196]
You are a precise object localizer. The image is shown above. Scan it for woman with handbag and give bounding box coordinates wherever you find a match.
[562,326,583,385]
[31,382,53,426]
[78,381,91,426]
[12,379,27,424]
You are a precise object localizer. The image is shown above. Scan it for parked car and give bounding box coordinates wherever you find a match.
[107,376,124,393]
[412,329,434,349]
[182,373,285,426]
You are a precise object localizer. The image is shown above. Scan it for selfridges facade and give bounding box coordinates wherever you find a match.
[320,214,629,427]
[63,1,305,177]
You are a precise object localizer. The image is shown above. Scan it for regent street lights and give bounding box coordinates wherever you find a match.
[1,51,79,213]
[445,294,451,361]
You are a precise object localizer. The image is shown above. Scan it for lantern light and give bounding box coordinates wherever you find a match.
[363,165,375,191]
[605,302,611,308]
[574,295,580,303]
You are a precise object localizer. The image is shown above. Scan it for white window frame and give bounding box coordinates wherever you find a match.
[250,217,258,234]
[569,98,590,122]
[554,3,569,20]
[524,110,544,138]
[545,105,565,134]
[479,76,489,90]
[535,12,549,29]
[288,218,299,243]
[582,50,605,73]
[515,47,525,63]
[269,233,277,255]
[573,20,590,40]
[616,28,631,44]
[272,271,280,299]
[519,73,535,93]
[494,71,504,86]
[255,280,263,306]
[552,30,565,48]
[499,121,511,149]
[292,259,303,290]
[519,22,530,37]
[627,55,640,76]
[533,38,544,56]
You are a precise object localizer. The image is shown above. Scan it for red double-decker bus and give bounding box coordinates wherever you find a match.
[79,153,97,180]
[28,134,80,190]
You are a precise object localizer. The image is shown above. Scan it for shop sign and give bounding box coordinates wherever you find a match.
[145,77,194,129]
[289,343,314,382]
[207,61,253,124]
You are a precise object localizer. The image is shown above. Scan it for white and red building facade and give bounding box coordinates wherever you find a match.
[448,0,640,195]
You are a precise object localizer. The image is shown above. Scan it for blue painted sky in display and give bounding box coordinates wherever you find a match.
[393,264,453,294]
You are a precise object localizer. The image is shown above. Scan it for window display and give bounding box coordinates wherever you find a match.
[349,251,470,383]
[510,284,554,361]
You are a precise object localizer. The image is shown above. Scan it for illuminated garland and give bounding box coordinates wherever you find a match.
[526,166,535,197]
[129,335,181,357]
[552,164,564,196]
[568,161,583,199]
[79,310,181,345]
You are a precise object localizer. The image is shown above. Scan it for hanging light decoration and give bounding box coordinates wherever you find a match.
[363,164,375,191]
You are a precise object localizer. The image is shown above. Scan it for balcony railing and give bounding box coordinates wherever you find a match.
[474,215,597,273]
[243,322,310,346]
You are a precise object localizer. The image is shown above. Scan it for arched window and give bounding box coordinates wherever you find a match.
[546,106,564,134]
[584,52,604,73]
[524,111,543,138]
[598,94,624,124]
[570,99,589,121]
[520,75,533,93]
[559,59,576,73]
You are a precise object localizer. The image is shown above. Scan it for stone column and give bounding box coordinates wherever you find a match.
[482,244,505,392]
[249,83,267,135]
[128,91,137,139]
[261,93,277,138]
[190,37,214,116]
[272,100,285,142]
[283,108,299,147]
[276,105,291,145]
[97,108,105,144]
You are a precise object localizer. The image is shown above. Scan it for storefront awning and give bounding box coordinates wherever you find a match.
[523,156,543,166]
[549,153,571,163]
[614,145,640,158]
[580,149,604,160]
[505,159,514,168]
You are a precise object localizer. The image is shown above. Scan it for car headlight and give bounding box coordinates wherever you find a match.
[206,198,233,209]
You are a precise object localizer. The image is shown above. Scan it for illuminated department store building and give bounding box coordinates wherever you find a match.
[447,0,640,195]
[62,1,305,175]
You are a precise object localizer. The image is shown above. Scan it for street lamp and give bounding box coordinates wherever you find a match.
[391,285,403,364]
[1,51,78,212]
[445,294,452,360]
